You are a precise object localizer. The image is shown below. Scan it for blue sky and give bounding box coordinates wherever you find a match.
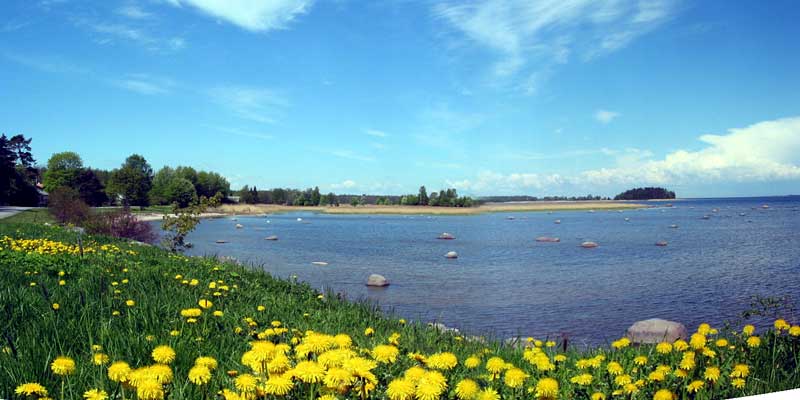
[2,0,800,197]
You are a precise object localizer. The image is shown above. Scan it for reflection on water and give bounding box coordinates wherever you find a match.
[163,196,800,346]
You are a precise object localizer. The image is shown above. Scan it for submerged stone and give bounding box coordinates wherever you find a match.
[366,274,389,287]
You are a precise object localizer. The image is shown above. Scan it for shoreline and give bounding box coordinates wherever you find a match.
[213,200,648,216]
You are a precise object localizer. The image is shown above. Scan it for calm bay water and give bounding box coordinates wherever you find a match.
[167,196,800,346]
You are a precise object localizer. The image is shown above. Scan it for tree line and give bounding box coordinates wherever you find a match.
[235,185,475,207]
[614,187,676,200]
[0,133,230,208]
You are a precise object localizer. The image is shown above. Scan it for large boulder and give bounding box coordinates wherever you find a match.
[626,318,687,344]
[366,274,389,287]
[235,223,244,229]
[265,235,279,241]
[437,232,455,240]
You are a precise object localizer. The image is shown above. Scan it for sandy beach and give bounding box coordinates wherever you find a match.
[213,200,646,216]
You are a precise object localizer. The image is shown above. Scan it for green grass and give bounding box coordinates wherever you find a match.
[0,223,798,400]
[0,208,54,225]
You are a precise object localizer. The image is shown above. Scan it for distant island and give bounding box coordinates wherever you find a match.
[614,187,676,200]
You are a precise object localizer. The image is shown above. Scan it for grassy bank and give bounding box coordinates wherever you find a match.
[1,223,798,400]
[218,201,645,216]
[0,208,54,224]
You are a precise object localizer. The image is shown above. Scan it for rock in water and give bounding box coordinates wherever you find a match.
[655,240,668,246]
[311,261,328,266]
[669,224,678,228]
[366,274,389,287]
[626,318,688,344]
[215,240,228,244]
[437,232,455,240]
[265,235,279,241]
[581,241,598,248]
[554,219,561,224]
[536,236,560,243]
[624,217,630,222]
[445,251,458,259]
[235,223,243,229]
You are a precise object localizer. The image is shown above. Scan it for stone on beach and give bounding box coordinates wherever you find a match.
[265,235,279,241]
[581,241,598,248]
[536,236,560,243]
[655,240,668,246]
[626,318,688,344]
[366,274,389,287]
[445,251,458,259]
[437,232,455,240]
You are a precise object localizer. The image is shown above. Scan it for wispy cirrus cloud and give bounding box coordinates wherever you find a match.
[594,109,620,123]
[3,52,89,75]
[330,179,357,190]
[364,129,389,138]
[165,0,313,32]
[110,73,176,95]
[448,116,800,195]
[213,126,274,141]
[434,0,680,93]
[117,5,152,19]
[209,86,289,124]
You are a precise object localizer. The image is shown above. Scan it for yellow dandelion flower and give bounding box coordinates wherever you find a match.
[424,352,458,370]
[653,389,673,400]
[633,356,648,365]
[257,305,266,311]
[747,336,761,348]
[697,323,711,335]
[235,374,258,393]
[460,355,480,369]
[648,370,666,382]
[607,361,624,375]
[188,365,211,385]
[477,388,500,400]
[614,374,632,387]
[108,361,131,382]
[125,299,135,307]
[570,373,593,386]
[15,383,48,397]
[151,345,176,364]
[213,310,224,317]
[372,345,400,364]
[553,354,567,362]
[136,379,164,400]
[774,319,790,331]
[386,378,416,400]
[415,371,447,400]
[83,389,108,400]
[323,367,353,387]
[689,333,706,350]
[715,338,729,347]
[534,377,558,399]
[742,324,755,336]
[590,393,606,400]
[687,380,703,393]
[611,337,630,349]
[790,325,800,336]
[504,368,529,388]
[293,361,326,384]
[704,366,720,383]
[51,356,76,376]
[485,357,507,374]
[195,356,218,370]
[454,379,480,400]
[93,353,109,366]
[364,327,374,336]
[730,364,750,378]
[732,378,746,389]
[51,303,60,310]
[673,340,689,351]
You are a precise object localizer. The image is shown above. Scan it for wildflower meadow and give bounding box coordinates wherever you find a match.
[1,223,798,399]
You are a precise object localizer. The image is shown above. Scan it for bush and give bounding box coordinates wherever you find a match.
[83,210,157,244]
[47,187,90,225]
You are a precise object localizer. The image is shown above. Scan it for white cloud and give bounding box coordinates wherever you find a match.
[329,150,375,162]
[117,5,152,19]
[167,0,313,32]
[364,129,388,138]
[110,73,175,95]
[209,86,289,123]
[330,179,357,190]
[448,116,800,194]
[4,52,88,75]
[434,0,679,92]
[594,109,620,123]
[81,21,186,52]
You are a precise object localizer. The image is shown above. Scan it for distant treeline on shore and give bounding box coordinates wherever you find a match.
[236,185,476,207]
[614,187,676,200]
[479,194,612,202]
